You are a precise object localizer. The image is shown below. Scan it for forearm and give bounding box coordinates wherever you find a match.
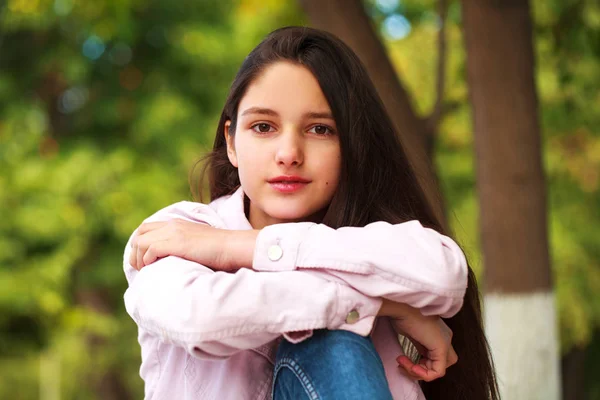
[225,231,418,321]
[251,220,468,317]
[227,227,458,320]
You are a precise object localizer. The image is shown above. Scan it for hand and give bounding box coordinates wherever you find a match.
[379,299,457,381]
[129,219,257,272]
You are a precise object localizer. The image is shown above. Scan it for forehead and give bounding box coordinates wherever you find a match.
[238,61,332,116]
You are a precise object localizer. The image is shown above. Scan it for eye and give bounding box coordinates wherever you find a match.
[251,123,275,133]
[308,125,334,135]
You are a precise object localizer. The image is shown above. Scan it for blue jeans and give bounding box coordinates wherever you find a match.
[271,329,394,400]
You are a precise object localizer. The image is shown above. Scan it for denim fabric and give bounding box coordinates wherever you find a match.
[272,329,395,400]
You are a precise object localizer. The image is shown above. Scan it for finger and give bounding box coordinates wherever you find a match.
[129,242,138,270]
[130,232,150,270]
[129,235,139,270]
[399,356,431,381]
[137,221,169,235]
[397,364,421,381]
[397,355,414,370]
[396,356,423,381]
[142,243,157,267]
[135,230,168,270]
[408,341,437,373]
[427,342,449,375]
[410,363,433,381]
[142,241,169,267]
[418,356,435,371]
[413,358,446,382]
[137,240,146,271]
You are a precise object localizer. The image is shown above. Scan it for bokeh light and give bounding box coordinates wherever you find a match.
[376,0,400,14]
[57,87,89,114]
[82,35,105,61]
[383,13,411,40]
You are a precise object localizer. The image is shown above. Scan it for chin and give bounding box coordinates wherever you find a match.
[264,198,319,220]
[265,198,328,223]
[266,207,312,222]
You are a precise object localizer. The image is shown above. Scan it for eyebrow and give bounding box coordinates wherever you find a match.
[240,107,334,120]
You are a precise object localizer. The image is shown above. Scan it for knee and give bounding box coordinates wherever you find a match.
[277,329,380,371]
[274,330,393,400]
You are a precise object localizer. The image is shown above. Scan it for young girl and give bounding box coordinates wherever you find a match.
[123,27,498,399]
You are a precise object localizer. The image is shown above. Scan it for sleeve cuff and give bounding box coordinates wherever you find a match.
[334,285,383,336]
[281,286,381,343]
[252,222,314,272]
[283,330,314,344]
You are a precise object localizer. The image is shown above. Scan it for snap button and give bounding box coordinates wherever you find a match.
[345,309,360,324]
[267,244,283,261]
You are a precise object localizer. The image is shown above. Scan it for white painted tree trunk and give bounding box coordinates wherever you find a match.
[485,292,561,400]
[461,0,560,397]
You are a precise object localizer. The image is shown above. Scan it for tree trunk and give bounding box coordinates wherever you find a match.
[298,0,447,226]
[561,347,586,400]
[461,1,560,399]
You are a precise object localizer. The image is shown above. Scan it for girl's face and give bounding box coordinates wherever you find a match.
[225,61,341,229]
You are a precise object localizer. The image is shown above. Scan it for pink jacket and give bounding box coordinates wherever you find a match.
[123,187,468,400]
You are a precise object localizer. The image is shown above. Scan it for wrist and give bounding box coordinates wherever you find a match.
[227,229,260,269]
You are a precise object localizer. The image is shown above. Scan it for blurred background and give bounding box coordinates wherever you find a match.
[0,0,599,399]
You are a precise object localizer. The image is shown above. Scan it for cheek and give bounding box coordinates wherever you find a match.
[238,153,265,170]
[234,141,269,182]
[325,152,342,181]
[233,136,250,168]
[317,151,342,194]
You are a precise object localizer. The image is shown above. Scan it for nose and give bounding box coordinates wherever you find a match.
[275,131,303,167]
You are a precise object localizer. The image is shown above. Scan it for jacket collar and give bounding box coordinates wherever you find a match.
[214,186,253,231]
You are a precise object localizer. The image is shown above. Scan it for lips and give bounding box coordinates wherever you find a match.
[267,176,311,193]
[267,176,311,184]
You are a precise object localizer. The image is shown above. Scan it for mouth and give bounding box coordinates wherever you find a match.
[267,176,311,184]
[267,176,311,193]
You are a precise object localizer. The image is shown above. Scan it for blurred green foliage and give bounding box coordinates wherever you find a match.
[0,0,598,398]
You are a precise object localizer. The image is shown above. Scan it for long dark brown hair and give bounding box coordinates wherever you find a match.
[192,26,499,400]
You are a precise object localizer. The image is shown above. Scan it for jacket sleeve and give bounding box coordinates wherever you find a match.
[252,221,469,318]
[123,202,382,360]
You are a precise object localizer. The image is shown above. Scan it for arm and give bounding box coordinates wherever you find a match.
[251,221,468,318]
[378,298,459,382]
[123,202,382,360]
